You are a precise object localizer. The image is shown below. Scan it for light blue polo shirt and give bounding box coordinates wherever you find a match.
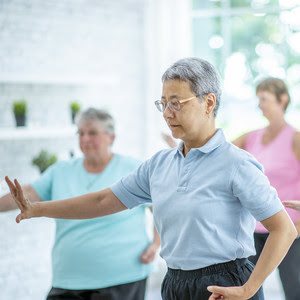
[32,154,153,289]
[111,129,283,270]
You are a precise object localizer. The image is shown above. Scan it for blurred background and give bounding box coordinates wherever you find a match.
[0,0,299,299]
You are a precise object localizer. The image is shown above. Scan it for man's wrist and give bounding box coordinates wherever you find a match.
[242,281,259,299]
[32,202,42,218]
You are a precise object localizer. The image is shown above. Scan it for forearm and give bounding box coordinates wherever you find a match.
[0,192,18,211]
[244,213,297,296]
[31,188,127,220]
[294,219,300,237]
[153,225,160,247]
[0,184,40,212]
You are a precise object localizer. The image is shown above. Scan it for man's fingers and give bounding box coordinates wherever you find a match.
[5,176,25,209]
[207,286,222,293]
[15,179,24,201]
[207,286,225,296]
[5,176,17,197]
[16,213,23,223]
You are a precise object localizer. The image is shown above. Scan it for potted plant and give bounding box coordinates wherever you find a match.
[70,101,81,124]
[32,150,58,173]
[13,99,27,127]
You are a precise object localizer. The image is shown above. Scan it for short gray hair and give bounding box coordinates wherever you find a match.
[162,57,222,116]
[76,108,115,135]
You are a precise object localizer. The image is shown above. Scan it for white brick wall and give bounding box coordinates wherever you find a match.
[0,1,155,299]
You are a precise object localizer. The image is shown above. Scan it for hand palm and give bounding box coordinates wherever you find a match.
[5,176,33,222]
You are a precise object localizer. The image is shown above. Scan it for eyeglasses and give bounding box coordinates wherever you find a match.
[154,96,199,112]
[77,130,108,138]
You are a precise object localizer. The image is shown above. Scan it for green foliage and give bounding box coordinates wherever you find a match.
[13,100,27,117]
[70,101,81,113]
[192,2,299,85]
[32,150,58,173]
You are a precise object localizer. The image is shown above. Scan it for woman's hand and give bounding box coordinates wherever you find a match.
[5,176,36,223]
[207,285,250,300]
[283,200,300,212]
[140,242,160,264]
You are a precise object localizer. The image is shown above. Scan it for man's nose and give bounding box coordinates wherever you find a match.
[163,104,174,118]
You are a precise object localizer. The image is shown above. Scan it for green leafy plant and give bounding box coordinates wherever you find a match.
[13,99,27,126]
[32,150,58,173]
[13,100,27,117]
[70,101,81,124]
[70,101,81,113]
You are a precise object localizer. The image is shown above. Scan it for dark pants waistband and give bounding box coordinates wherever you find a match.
[168,258,248,279]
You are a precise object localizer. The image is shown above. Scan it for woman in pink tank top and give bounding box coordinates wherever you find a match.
[233,78,300,300]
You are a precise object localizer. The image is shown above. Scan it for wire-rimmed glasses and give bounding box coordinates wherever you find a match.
[154,96,199,112]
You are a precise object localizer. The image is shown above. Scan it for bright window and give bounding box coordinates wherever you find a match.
[192,0,300,139]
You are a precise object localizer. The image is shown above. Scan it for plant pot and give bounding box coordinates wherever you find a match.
[15,115,26,127]
[71,111,77,124]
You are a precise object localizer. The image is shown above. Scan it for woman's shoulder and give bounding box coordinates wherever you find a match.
[231,132,250,149]
[231,128,264,149]
[224,143,265,178]
[39,157,82,177]
[114,153,142,168]
[54,157,83,169]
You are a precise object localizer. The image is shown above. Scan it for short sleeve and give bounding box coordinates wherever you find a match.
[110,159,152,209]
[231,157,283,221]
[31,163,56,201]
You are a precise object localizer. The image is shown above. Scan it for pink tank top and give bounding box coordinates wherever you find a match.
[245,124,300,233]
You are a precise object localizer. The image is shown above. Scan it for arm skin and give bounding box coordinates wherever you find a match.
[231,133,249,150]
[207,209,297,300]
[0,184,41,212]
[5,176,127,223]
[293,132,300,160]
[283,200,300,212]
[5,176,297,299]
[5,177,160,264]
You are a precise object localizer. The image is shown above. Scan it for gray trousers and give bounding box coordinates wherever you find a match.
[249,232,300,300]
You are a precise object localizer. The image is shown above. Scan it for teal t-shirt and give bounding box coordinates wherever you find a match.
[32,154,153,289]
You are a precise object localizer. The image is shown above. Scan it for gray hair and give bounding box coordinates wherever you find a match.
[76,108,115,135]
[162,57,222,116]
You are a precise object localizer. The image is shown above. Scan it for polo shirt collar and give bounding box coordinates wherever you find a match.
[176,128,226,155]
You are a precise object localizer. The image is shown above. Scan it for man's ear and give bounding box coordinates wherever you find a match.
[205,93,216,115]
[110,134,116,145]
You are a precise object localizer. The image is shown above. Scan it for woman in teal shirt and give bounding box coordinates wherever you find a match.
[2,108,159,300]
[6,58,297,300]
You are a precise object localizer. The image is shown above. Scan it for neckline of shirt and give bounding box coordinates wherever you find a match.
[176,128,225,156]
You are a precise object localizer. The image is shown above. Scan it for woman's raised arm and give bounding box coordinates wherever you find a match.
[5,176,127,223]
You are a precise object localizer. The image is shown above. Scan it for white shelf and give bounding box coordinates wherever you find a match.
[0,126,77,140]
[0,75,120,86]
